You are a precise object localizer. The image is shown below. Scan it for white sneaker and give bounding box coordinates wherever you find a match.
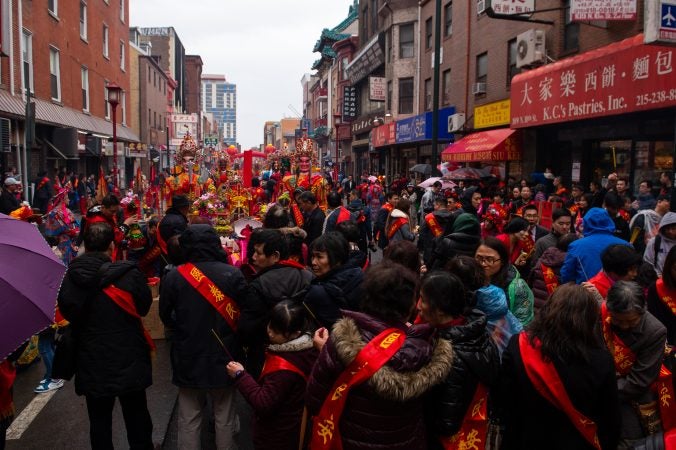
[34,378,65,393]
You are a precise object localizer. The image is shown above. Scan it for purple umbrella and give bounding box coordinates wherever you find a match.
[0,213,66,360]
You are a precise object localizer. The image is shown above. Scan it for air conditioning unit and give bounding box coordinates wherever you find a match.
[0,119,10,152]
[516,29,546,68]
[447,113,466,133]
[477,0,486,14]
[472,82,487,95]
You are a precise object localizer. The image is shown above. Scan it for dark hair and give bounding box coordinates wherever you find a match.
[478,237,510,286]
[504,217,529,234]
[527,283,602,363]
[662,246,676,290]
[420,271,468,317]
[657,194,671,203]
[335,220,360,244]
[556,233,578,252]
[298,191,317,204]
[552,208,572,221]
[361,262,419,322]
[601,244,641,277]
[580,193,594,206]
[327,191,342,208]
[84,222,114,252]
[607,281,645,314]
[268,300,310,338]
[148,216,159,229]
[433,197,447,207]
[386,191,397,201]
[383,240,421,273]
[534,183,546,193]
[255,229,289,260]
[635,262,658,289]
[433,181,442,188]
[522,204,538,214]
[396,197,411,212]
[445,255,485,306]
[640,179,653,189]
[101,194,120,208]
[572,183,584,192]
[310,232,349,268]
[263,204,290,229]
[603,191,621,210]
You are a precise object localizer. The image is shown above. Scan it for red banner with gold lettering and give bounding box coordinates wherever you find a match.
[440,383,489,450]
[425,213,445,238]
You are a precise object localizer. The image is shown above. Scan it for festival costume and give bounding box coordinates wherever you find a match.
[281,136,329,211]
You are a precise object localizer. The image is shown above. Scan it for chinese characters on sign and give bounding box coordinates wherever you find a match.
[491,0,535,15]
[369,77,386,102]
[474,99,511,129]
[510,36,676,128]
[342,85,358,122]
[571,0,637,21]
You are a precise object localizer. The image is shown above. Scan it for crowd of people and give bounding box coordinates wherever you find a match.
[2,166,676,450]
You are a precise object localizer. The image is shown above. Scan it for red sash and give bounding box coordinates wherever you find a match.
[425,212,444,238]
[177,263,240,332]
[102,285,156,353]
[310,327,406,450]
[382,202,394,213]
[279,259,307,270]
[259,353,307,381]
[36,177,49,191]
[291,203,304,227]
[336,207,352,225]
[601,303,676,432]
[440,383,489,450]
[0,360,16,421]
[541,264,559,295]
[387,217,408,240]
[156,226,169,255]
[519,333,601,449]
[655,279,676,316]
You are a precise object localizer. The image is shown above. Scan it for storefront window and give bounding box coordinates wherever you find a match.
[598,140,631,180]
[633,141,673,193]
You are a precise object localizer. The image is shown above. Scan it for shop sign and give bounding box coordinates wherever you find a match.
[342,85,358,121]
[491,0,535,15]
[511,36,676,128]
[170,113,198,147]
[645,0,676,44]
[474,99,511,129]
[345,33,385,85]
[396,106,456,143]
[372,122,396,147]
[335,124,352,141]
[127,143,147,158]
[351,114,380,134]
[369,76,386,102]
[571,0,637,21]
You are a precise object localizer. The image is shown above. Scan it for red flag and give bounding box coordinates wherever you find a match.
[95,166,108,204]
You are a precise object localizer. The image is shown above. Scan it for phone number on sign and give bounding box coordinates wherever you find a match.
[636,89,676,107]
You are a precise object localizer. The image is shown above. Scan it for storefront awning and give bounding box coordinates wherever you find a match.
[510,34,676,128]
[43,138,79,160]
[441,128,521,162]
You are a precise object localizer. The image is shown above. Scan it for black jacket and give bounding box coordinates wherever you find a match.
[302,206,325,246]
[426,310,500,440]
[58,252,153,397]
[159,225,248,389]
[0,188,19,215]
[158,207,188,245]
[418,209,454,266]
[303,264,364,329]
[429,213,481,270]
[498,334,620,450]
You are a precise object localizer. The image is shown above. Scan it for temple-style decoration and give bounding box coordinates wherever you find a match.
[281,135,329,210]
[163,130,203,205]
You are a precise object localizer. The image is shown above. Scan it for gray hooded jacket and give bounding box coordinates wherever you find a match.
[643,211,676,276]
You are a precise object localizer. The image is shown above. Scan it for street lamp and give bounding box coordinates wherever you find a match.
[106,82,123,189]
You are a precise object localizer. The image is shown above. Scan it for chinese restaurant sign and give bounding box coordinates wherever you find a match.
[570,0,637,21]
[491,0,535,15]
[372,123,396,147]
[474,99,511,129]
[511,35,676,128]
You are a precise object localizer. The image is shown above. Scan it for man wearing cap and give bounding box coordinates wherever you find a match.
[0,177,21,214]
[157,195,190,265]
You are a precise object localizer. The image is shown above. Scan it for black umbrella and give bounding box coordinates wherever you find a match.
[409,164,432,175]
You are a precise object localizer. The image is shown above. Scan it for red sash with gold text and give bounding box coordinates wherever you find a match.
[387,217,408,240]
[440,383,489,450]
[601,303,676,433]
[655,279,676,316]
[102,285,156,352]
[291,204,305,227]
[541,263,559,295]
[310,328,406,450]
[177,263,240,332]
[259,353,307,382]
[425,212,444,238]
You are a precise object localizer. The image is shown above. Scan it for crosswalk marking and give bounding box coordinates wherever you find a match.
[6,390,57,440]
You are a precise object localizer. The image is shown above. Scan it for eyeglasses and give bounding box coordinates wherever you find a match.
[475,255,501,265]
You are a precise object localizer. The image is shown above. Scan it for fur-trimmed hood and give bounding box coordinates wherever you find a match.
[267,333,313,353]
[279,226,307,240]
[390,208,409,219]
[331,313,453,402]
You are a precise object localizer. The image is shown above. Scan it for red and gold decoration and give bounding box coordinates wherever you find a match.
[281,135,328,210]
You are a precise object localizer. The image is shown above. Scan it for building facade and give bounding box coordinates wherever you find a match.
[201,74,237,146]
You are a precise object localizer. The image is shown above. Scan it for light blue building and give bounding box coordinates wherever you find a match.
[201,74,237,146]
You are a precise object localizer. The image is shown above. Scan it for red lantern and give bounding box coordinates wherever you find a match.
[226,145,238,156]
[264,144,276,155]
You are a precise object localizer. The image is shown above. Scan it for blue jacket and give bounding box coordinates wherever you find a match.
[560,208,630,284]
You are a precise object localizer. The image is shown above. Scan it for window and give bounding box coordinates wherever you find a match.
[399,23,414,59]
[104,81,110,119]
[425,18,433,50]
[49,47,61,101]
[387,80,392,111]
[361,6,369,42]
[119,0,125,22]
[476,52,487,83]
[386,27,392,63]
[564,0,579,51]
[22,30,33,94]
[102,25,109,58]
[48,0,58,16]
[153,71,156,87]
[121,91,126,124]
[444,2,453,36]
[398,77,414,114]
[442,69,451,105]
[79,2,87,40]
[153,111,157,129]
[81,67,89,111]
[147,67,151,83]
[507,39,518,87]
[424,78,432,111]
[148,108,151,126]
[370,0,378,37]
[119,41,125,70]
[341,57,349,81]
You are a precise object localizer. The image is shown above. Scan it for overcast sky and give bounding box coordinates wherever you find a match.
[129,0,355,149]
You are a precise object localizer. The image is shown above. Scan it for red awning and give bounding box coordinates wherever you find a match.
[441,128,521,162]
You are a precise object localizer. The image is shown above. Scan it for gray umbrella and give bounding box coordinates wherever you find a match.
[409,164,432,175]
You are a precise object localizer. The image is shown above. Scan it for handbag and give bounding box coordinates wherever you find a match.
[51,326,77,381]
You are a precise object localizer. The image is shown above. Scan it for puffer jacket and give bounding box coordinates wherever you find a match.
[304,264,364,329]
[528,247,567,309]
[386,209,415,243]
[159,225,248,389]
[426,310,500,440]
[429,213,481,270]
[475,285,523,354]
[644,211,676,276]
[306,311,453,450]
[58,252,153,397]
